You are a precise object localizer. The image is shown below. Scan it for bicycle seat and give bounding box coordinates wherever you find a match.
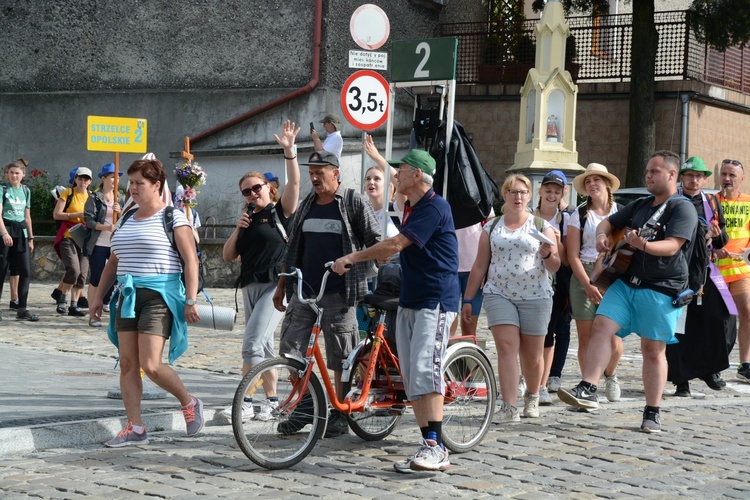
[363,293,399,312]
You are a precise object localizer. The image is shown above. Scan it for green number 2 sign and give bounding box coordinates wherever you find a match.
[391,37,457,83]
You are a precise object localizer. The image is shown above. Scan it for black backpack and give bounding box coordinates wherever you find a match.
[118,206,205,292]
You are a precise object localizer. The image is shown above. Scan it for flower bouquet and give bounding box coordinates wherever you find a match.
[174,160,207,207]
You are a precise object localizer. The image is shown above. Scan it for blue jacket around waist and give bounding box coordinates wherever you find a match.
[107,273,188,364]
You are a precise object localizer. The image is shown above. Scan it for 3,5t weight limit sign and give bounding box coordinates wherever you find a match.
[340,70,389,131]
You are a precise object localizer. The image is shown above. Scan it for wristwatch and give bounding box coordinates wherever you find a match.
[185,299,197,306]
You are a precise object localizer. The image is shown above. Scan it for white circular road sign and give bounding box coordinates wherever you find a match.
[341,70,390,131]
[349,4,390,50]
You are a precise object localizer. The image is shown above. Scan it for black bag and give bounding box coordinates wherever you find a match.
[430,120,500,229]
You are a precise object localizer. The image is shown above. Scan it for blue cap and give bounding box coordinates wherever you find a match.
[264,171,279,183]
[69,167,79,184]
[542,170,567,187]
[99,163,116,178]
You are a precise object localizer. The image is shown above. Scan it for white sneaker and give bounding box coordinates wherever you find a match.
[605,373,621,402]
[255,400,279,421]
[517,375,526,399]
[539,385,553,406]
[547,376,561,393]
[523,392,540,418]
[496,401,520,423]
[220,400,254,421]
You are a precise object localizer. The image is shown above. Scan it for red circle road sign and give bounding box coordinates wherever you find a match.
[340,70,390,131]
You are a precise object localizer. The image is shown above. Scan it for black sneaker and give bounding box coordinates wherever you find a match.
[324,410,350,438]
[56,303,67,314]
[77,297,89,309]
[700,373,724,391]
[737,364,750,384]
[51,288,63,303]
[558,383,599,410]
[277,395,314,435]
[673,381,691,398]
[9,300,19,310]
[640,408,661,433]
[68,306,86,317]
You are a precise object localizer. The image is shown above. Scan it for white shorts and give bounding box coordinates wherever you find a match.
[395,305,456,401]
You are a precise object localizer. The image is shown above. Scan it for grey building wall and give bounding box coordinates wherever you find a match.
[1,0,441,225]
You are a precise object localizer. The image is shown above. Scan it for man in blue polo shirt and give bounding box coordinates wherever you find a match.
[332,149,459,472]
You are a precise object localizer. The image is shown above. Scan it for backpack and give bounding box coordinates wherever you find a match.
[118,206,205,293]
[55,187,75,230]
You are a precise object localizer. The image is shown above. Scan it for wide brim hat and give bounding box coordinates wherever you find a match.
[573,163,620,193]
[320,113,341,131]
[98,163,116,178]
[680,156,711,177]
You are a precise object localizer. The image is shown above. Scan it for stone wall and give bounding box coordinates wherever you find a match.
[30,237,239,288]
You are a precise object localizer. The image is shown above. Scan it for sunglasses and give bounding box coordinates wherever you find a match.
[241,183,266,196]
[723,159,743,169]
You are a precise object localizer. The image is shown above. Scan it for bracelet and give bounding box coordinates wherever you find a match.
[29,237,34,240]
[595,231,607,238]
[283,154,297,160]
[542,252,552,259]
[462,298,474,304]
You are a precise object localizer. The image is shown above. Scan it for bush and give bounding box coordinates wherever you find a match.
[24,168,58,235]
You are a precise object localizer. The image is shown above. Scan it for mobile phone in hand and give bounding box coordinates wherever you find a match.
[310,122,315,133]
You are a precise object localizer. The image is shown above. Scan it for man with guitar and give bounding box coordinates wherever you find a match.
[558,151,698,434]
[715,158,750,383]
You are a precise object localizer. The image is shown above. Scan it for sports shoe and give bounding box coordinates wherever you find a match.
[256,400,279,421]
[517,375,526,399]
[51,288,63,303]
[558,383,599,410]
[219,400,254,422]
[9,300,19,310]
[277,394,314,435]
[605,373,621,402]
[495,401,520,423]
[324,410,349,438]
[539,385,553,406]
[181,397,204,436]
[103,303,110,313]
[104,423,149,447]
[410,438,450,472]
[89,318,102,327]
[547,376,562,393]
[56,303,67,314]
[523,392,540,418]
[737,364,750,383]
[68,306,86,317]
[673,381,691,398]
[640,408,661,433]
[393,455,417,474]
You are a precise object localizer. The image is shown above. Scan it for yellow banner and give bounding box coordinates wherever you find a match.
[87,116,147,153]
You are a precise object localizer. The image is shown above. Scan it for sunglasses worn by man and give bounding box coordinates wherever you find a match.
[723,159,743,170]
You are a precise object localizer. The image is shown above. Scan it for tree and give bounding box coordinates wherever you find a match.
[532,0,750,187]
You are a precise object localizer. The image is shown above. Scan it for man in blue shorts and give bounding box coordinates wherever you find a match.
[332,149,459,472]
[558,150,698,433]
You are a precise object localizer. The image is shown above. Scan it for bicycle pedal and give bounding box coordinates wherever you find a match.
[388,404,405,416]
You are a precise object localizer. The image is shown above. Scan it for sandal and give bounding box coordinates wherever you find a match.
[16,310,39,322]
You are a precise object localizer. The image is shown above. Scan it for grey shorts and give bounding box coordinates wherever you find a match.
[278,292,357,372]
[115,288,172,338]
[570,262,599,321]
[483,293,552,336]
[395,305,456,401]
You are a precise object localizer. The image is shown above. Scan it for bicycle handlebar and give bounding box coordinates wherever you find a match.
[280,261,335,305]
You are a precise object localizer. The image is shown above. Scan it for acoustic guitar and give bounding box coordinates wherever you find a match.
[589,227,656,290]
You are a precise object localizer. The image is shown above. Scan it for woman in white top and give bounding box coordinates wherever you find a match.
[92,158,203,448]
[462,174,560,421]
[363,135,401,237]
[567,163,624,402]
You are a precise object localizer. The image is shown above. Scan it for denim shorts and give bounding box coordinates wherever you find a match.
[458,271,483,315]
[596,279,679,344]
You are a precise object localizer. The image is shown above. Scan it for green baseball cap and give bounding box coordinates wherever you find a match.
[387,149,436,176]
[680,156,712,177]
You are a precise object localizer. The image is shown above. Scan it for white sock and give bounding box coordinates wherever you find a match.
[131,424,145,433]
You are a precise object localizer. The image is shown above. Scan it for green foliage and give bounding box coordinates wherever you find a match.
[23,168,57,235]
[688,0,750,51]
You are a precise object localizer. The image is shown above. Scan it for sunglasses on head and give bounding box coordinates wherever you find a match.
[723,159,743,169]
[241,183,266,196]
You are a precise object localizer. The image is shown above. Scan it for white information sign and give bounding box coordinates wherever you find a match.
[348,50,388,70]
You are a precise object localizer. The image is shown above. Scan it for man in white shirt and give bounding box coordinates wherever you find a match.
[312,113,343,159]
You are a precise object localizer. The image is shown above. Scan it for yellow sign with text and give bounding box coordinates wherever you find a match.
[87,116,147,153]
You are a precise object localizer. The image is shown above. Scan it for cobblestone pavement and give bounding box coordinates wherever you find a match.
[1,283,750,498]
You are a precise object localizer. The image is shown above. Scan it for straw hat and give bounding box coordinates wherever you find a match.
[573,163,621,193]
